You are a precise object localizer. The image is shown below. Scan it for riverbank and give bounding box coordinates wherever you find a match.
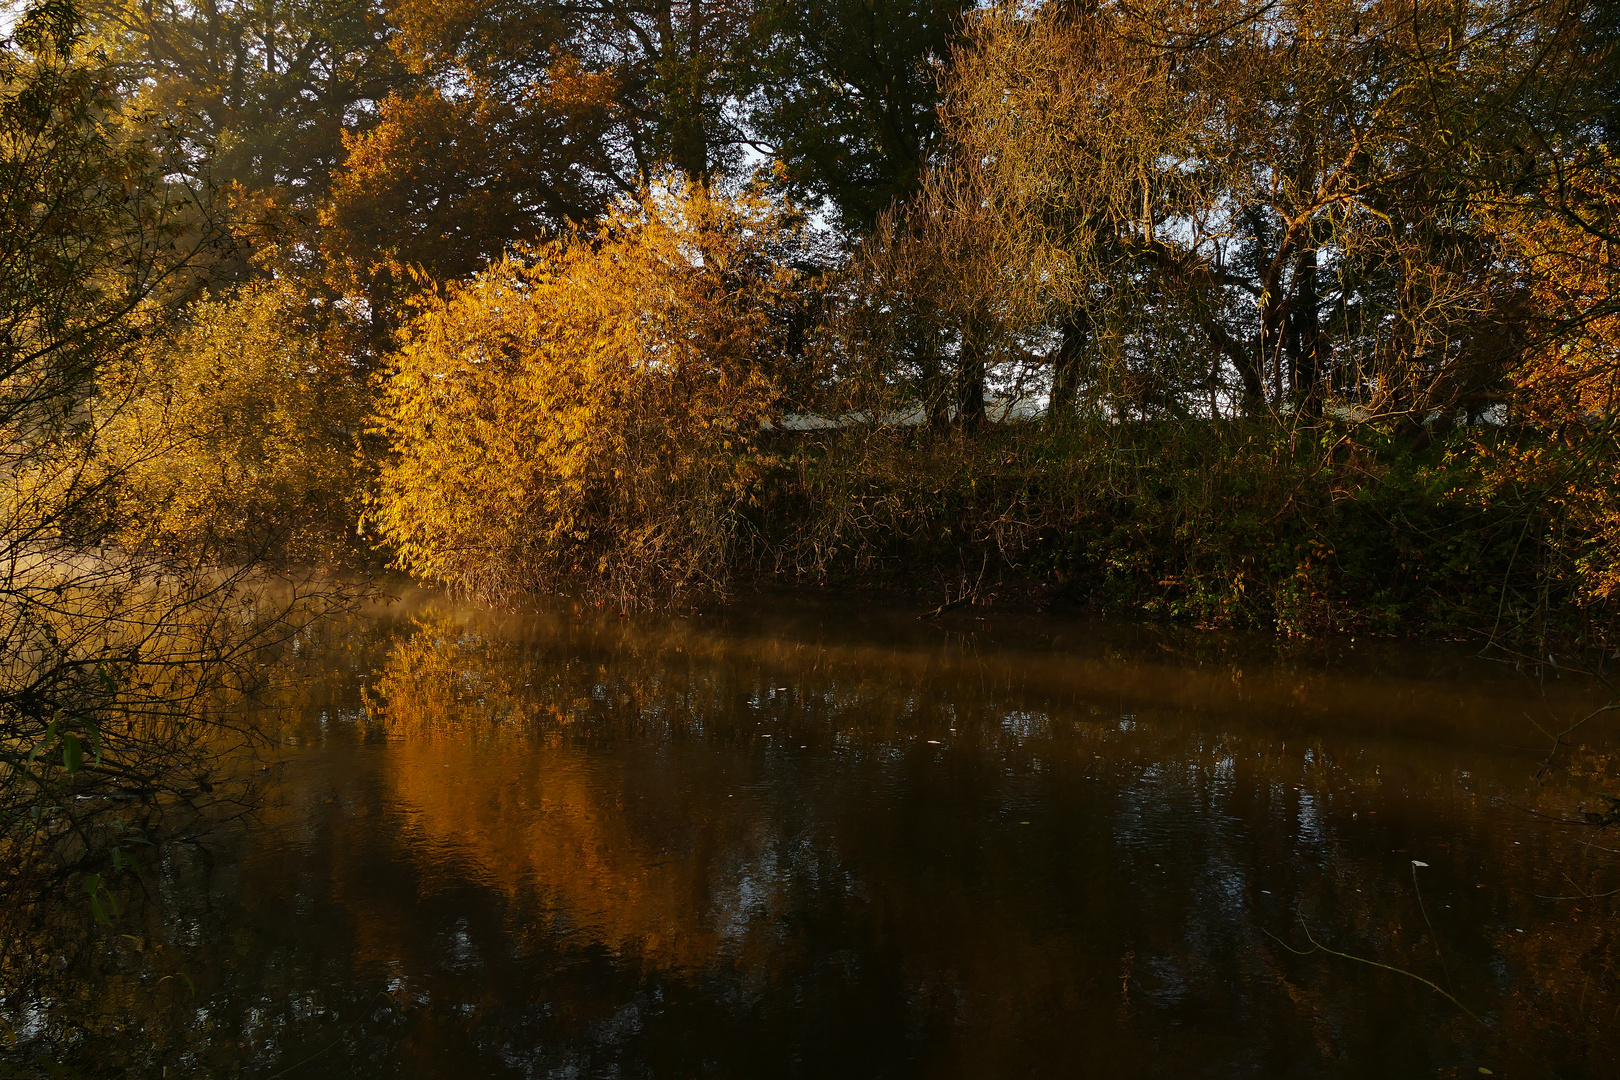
[725,419,1618,655]
[371,413,1615,653]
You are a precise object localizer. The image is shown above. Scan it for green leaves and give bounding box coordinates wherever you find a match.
[26,718,59,768]
[15,0,83,54]
[83,873,120,927]
[25,713,103,777]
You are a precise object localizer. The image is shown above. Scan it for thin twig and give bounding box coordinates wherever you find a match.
[1266,917,1488,1028]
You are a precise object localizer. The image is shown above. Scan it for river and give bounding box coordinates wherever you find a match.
[8,592,1620,1077]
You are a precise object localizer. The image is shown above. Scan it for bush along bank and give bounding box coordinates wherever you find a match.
[740,418,1617,652]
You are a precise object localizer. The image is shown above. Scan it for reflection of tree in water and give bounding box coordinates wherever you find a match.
[351,604,1620,1076]
[9,600,1620,1076]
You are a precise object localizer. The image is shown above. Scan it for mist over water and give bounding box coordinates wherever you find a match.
[10,593,1620,1077]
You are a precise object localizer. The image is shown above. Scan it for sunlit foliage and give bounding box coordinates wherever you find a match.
[1495,161,1620,426]
[40,0,1620,645]
[927,0,1595,424]
[1465,160,1620,612]
[95,277,372,565]
[0,0,363,942]
[754,0,1620,644]
[369,177,819,605]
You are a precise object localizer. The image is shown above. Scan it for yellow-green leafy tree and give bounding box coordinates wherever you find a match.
[96,278,372,565]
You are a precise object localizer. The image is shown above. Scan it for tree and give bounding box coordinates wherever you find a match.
[321,0,759,307]
[1476,158,1620,615]
[80,0,410,196]
[823,156,1027,431]
[369,176,818,605]
[737,0,971,233]
[0,0,357,938]
[318,65,622,300]
[95,278,373,565]
[386,0,751,185]
[940,0,1597,423]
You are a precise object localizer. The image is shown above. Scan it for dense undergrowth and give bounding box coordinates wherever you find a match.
[744,420,1617,649]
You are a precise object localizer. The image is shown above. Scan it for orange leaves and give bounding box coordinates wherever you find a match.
[532,53,621,115]
[368,176,816,605]
[1493,163,1620,426]
[320,72,620,299]
[1457,160,1620,609]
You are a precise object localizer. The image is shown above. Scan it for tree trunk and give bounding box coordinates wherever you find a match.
[1050,312,1089,422]
[1286,246,1321,414]
[956,318,987,431]
[916,346,950,431]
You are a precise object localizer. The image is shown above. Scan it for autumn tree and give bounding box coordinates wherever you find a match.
[824,155,1030,431]
[1470,158,1620,622]
[941,0,1598,424]
[369,177,819,605]
[326,0,976,294]
[1,0,360,930]
[321,0,763,309]
[318,72,622,308]
[95,278,373,565]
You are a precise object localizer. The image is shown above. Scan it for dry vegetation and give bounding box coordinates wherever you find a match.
[0,0,365,963]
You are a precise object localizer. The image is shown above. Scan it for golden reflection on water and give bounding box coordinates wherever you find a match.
[309,597,1620,1076]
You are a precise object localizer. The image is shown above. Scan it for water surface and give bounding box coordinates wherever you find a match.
[15,594,1620,1077]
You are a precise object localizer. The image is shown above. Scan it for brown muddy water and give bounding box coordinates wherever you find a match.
[9,592,1620,1078]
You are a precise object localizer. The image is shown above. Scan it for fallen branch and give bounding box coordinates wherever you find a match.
[919,593,975,620]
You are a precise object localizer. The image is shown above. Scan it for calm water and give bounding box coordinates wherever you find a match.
[11,593,1620,1077]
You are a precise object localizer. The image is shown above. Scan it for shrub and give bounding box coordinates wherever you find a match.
[96,278,372,565]
[369,176,818,605]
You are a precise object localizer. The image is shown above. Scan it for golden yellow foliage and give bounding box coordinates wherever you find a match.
[368,177,815,605]
[96,278,371,563]
[1496,163,1620,425]
[1,4,369,954]
[935,0,1590,420]
[1474,162,1620,607]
